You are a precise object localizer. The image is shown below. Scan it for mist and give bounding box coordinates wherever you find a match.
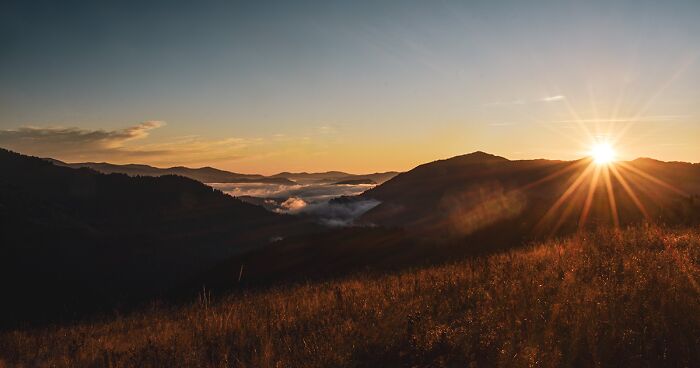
[210,182,380,226]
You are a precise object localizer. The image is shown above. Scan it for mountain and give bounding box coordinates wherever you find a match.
[55,161,296,185]
[270,171,398,184]
[56,161,397,186]
[0,148,315,326]
[271,171,349,181]
[333,178,377,185]
[335,172,398,185]
[359,151,700,239]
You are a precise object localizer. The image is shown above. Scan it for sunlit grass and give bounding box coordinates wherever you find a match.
[2,226,700,367]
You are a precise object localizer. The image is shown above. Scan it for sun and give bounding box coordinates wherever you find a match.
[590,143,616,165]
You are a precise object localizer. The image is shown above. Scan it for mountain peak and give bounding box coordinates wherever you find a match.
[449,151,509,163]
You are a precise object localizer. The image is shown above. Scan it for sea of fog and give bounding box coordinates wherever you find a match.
[209,182,380,226]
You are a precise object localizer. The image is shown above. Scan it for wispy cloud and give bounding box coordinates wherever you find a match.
[540,95,566,102]
[0,121,166,157]
[317,125,335,134]
[552,115,688,124]
[486,95,566,106]
[0,121,259,165]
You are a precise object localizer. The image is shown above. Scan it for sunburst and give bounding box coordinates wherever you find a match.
[590,142,616,165]
[527,126,687,234]
[489,58,694,235]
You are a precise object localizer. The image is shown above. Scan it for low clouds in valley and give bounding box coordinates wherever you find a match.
[211,182,380,226]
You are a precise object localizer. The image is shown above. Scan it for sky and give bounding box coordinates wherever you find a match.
[1,0,699,174]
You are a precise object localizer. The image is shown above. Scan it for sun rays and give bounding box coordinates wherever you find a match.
[524,55,696,235]
[528,139,687,235]
[519,101,689,236]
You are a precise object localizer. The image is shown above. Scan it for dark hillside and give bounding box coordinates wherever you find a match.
[0,148,315,327]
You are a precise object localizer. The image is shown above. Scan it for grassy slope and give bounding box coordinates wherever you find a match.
[2,226,700,367]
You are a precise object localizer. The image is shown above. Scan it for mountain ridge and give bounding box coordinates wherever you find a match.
[52,160,297,185]
[51,159,399,186]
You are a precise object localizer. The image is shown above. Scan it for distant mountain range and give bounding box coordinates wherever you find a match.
[269,171,398,185]
[333,178,376,185]
[52,160,398,186]
[50,160,296,185]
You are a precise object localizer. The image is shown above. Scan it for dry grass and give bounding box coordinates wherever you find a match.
[2,226,700,367]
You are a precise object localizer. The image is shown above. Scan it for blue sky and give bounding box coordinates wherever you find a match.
[1,0,699,173]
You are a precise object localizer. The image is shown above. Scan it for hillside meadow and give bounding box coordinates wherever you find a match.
[2,226,700,367]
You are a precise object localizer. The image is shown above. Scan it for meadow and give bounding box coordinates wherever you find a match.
[2,225,700,367]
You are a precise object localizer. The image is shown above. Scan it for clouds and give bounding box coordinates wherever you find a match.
[540,95,566,102]
[0,121,262,166]
[0,120,164,151]
[274,195,380,227]
[211,182,374,204]
[486,95,566,106]
[300,199,381,227]
[0,121,357,172]
[119,120,166,140]
[279,197,308,212]
[211,182,380,226]
[275,195,380,227]
[553,115,687,124]
[0,121,166,159]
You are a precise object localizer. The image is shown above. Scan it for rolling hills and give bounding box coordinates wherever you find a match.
[0,148,317,327]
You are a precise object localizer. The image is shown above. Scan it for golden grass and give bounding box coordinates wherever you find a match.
[2,226,700,367]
